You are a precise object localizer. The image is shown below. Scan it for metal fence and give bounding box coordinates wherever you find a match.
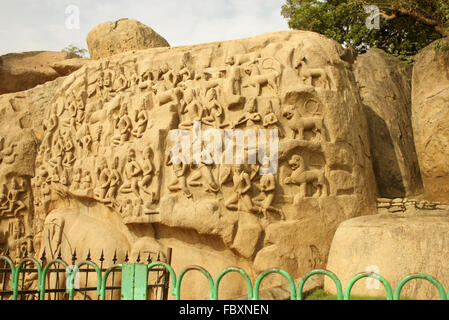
[1,253,448,300]
[0,247,172,300]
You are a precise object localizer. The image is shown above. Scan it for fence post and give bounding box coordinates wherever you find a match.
[121,263,148,300]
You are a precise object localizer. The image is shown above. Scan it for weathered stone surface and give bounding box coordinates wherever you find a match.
[412,39,449,202]
[0,30,378,299]
[87,18,170,60]
[354,48,422,198]
[325,211,449,300]
[0,51,80,95]
[49,58,92,75]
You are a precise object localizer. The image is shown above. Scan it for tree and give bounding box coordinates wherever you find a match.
[62,44,89,58]
[281,0,449,60]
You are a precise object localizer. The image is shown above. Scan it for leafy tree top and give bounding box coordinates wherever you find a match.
[281,0,449,60]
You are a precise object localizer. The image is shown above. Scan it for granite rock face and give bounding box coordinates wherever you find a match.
[0,51,86,95]
[354,48,423,198]
[87,18,170,60]
[412,39,449,202]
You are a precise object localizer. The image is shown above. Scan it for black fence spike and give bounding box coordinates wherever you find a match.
[99,249,104,262]
[40,249,46,262]
[147,252,152,264]
[24,247,28,258]
[87,249,91,261]
[157,252,161,262]
[124,251,129,263]
[112,250,117,264]
[72,249,77,265]
[57,248,62,260]
[136,251,141,263]
[5,248,10,257]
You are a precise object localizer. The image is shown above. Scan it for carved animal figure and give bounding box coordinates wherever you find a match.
[242,58,281,95]
[282,104,325,141]
[284,155,327,198]
[294,55,330,89]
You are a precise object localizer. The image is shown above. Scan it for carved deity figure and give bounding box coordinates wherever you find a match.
[232,97,261,129]
[167,151,192,199]
[105,157,121,206]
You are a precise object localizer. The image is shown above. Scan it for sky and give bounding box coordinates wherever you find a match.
[0,0,290,56]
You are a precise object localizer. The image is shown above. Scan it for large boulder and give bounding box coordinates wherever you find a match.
[0,30,378,299]
[325,211,449,300]
[354,48,422,197]
[86,18,170,59]
[412,39,449,202]
[0,51,86,95]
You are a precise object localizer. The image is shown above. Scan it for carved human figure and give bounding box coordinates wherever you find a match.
[179,88,204,129]
[131,101,149,138]
[167,151,192,199]
[113,65,128,92]
[105,157,121,206]
[92,125,103,154]
[71,168,82,191]
[139,146,155,198]
[62,137,76,169]
[4,178,26,216]
[203,88,224,128]
[253,168,277,217]
[0,184,8,215]
[112,104,133,145]
[41,106,59,149]
[81,171,92,191]
[0,137,17,165]
[93,159,110,202]
[225,165,254,212]
[119,149,142,197]
[232,97,261,129]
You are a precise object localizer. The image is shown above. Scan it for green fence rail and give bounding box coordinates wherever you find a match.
[1,255,448,300]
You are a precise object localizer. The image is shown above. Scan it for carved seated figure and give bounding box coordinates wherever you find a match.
[131,101,149,138]
[119,149,142,197]
[112,104,133,146]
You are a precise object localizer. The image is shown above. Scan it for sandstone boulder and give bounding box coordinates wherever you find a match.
[0,51,83,95]
[354,49,422,197]
[86,18,170,60]
[325,211,449,300]
[412,39,449,202]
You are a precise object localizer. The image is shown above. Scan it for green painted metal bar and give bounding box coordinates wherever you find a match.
[394,273,447,300]
[147,262,177,299]
[253,268,296,300]
[213,267,253,300]
[0,256,16,300]
[14,258,42,301]
[297,269,343,300]
[176,265,214,300]
[344,272,393,300]
[69,261,103,300]
[39,259,69,300]
[100,264,122,300]
[121,263,148,300]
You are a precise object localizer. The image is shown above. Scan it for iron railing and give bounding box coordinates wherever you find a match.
[1,253,447,300]
[0,247,172,300]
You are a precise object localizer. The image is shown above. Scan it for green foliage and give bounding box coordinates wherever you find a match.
[62,44,89,58]
[281,0,445,60]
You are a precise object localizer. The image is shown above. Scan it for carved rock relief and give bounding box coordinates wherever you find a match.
[0,32,376,295]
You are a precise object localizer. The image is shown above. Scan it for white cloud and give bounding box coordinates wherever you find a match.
[0,0,289,55]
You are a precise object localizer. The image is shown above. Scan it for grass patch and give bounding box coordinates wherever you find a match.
[304,289,414,300]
